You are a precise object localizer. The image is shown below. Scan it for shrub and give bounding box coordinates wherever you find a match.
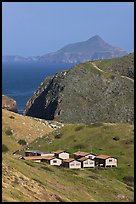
[75,126,84,131]
[2,144,9,153]
[88,175,98,180]
[74,144,85,149]
[9,115,15,119]
[112,136,120,141]
[5,127,13,136]
[18,139,27,146]
[125,138,134,144]
[54,133,63,139]
[123,176,134,186]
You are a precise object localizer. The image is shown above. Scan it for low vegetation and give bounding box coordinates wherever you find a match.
[2,110,134,201]
[24,54,134,124]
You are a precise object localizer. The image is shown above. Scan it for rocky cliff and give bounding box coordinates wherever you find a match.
[24,54,134,124]
[2,95,18,113]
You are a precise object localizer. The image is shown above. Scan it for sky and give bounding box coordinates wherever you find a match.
[2,2,134,57]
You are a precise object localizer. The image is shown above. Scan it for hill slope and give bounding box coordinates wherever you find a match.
[24,54,134,124]
[2,120,134,202]
[2,109,54,146]
[2,35,127,63]
[38,35,127,63]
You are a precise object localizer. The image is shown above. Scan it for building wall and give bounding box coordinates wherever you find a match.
[25,152,41,156]
[34,160,41,163]
[83,159,95,168]
[95,158,105,167]
[50,158,62,166]
[85,154,96,159]
[106,158,117,167]
[58,152,69,159]
[69,161,81,169]
[41,153,54,157]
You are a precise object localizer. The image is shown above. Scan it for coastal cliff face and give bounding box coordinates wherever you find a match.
[2,95,18,113]
[24,54,134,124]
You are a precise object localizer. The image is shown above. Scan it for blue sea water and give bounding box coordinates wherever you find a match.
[2,62,74,114]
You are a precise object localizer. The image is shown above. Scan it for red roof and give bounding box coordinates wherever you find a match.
[53,150,65,154]
[13,154,23,158]
[73,151,90,156]
[77,157,91,161]
[63,158,75,163]
[22,156,55,160]
[95,155,113,159]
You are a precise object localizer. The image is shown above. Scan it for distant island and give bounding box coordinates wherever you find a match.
[2,35,128,64]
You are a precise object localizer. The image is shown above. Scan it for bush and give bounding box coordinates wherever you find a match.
[18,139,27,146]
[74,144,85,149]
[125,138,134,144]
[75,126,84,131]
[5,127,13,136]
[9,115,15,119]
[112,136,120,141]
[2,144,9,152]
[123,176,134,186]
[88,175,98,180]
[54,133,63,139]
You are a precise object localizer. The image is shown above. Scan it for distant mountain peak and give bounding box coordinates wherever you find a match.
[2,35,128,63]
[88,34,102,40]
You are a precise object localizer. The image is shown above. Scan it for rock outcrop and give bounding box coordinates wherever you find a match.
[2,95,18,113]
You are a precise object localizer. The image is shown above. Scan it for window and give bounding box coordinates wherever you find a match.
[76,163,80,165]
[53,160,57,163]
[109,159,112,162]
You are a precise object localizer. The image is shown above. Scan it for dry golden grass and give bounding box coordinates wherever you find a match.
[2,109,53,143]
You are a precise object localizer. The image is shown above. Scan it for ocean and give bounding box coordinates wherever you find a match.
[2,62,74,114]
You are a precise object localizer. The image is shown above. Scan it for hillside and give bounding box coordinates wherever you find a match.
[92,53,134,79]
[2,109,54,146]
[38,35,127,63]
[2,117,134,202]
[2,35,127,64]
[24,54,134,124]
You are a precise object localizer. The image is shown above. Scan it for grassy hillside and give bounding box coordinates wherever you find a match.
[2,109,53,145]
[24,53,134,124]
[92,53,134,79]
[8,122,133,202]
[29,123,134,180]
[2,111,134,201]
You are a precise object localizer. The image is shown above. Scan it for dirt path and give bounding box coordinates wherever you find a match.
[91,62,134,82]
[91,62,104,72]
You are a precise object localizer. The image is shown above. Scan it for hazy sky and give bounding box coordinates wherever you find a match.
[2,2,134,57]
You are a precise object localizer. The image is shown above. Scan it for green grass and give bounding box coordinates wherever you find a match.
[29,123,134,182]
[2,122,134,202]
[93,53,134,79]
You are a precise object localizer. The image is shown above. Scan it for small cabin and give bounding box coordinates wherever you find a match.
[77,157,95,168]
[94,155,117,167]
[43,156,62,166]
[62,158,81,169]
[53,150,69,160]
[21,156,46,162]
[25,150,54,157]
[21,156,62,166]
[73,151,96,160]
[25,150,42,156]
